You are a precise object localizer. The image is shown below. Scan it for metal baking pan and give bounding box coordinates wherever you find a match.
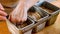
[35,1,60,26]
[28,6,49,32]
[6,17,34,34]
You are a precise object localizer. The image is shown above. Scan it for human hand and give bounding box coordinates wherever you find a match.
[0,3,7,20]
[8,1,27,24]
[8,0,39,24]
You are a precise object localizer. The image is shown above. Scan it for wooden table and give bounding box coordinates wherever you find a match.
[0,21,11,34]
[0,0,60,34]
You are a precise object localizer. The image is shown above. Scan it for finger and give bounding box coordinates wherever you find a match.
[0,10,7,16]
[9,14,17,24]
[0,3,4,11]
[22,11,27,22]
[9,14,22,25]
[16,17,22,24]
[16,17,21,22]
[0,16,6,20]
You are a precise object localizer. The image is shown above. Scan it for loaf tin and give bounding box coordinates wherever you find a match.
[35,1,60,26]
[28,6,49,32]
[6,17,34,34]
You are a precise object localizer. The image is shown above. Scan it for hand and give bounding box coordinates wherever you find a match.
[0,3,7,20]
[9,1,27,24]
[9,0,39,24]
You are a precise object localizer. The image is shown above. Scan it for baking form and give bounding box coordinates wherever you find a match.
[35,1,60,26]
[6,17,34,34]
[28,6,49,32]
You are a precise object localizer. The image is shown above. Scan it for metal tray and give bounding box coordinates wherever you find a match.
[35,1,60,26]
[6,17,34,34]
[28,6,49,32]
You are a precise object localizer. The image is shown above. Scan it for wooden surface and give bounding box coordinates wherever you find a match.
[0,21,11,34]
[0,0,60,34]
